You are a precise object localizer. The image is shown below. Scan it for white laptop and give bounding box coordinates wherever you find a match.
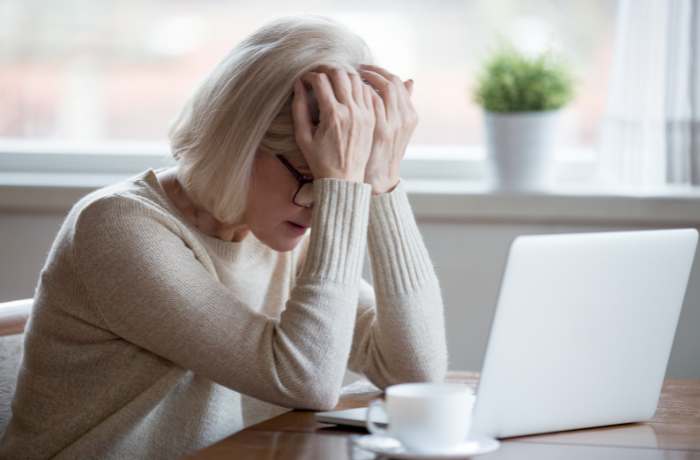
[316,228,698,438]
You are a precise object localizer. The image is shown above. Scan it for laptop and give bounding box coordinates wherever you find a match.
[316,228,698,438]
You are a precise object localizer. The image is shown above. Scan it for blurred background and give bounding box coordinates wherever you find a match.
[0,0,615,151]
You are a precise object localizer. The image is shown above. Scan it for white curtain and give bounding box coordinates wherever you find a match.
[599,0,700,188]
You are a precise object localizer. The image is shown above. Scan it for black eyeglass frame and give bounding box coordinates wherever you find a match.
[276,154,314,208]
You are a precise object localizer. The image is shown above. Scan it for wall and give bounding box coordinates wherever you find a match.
[418,221,700,379]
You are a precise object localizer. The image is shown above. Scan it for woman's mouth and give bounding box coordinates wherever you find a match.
[286,221,308,235]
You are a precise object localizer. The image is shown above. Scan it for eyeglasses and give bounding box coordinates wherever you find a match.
[276,154,314,208]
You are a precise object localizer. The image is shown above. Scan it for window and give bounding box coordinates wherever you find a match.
[0,0,617,178]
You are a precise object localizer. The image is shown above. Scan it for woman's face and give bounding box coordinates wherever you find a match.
[244,152,313,252]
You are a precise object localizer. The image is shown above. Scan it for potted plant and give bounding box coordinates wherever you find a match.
[473,45,575,191]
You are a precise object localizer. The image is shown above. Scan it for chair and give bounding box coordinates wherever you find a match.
[0,299,32,435]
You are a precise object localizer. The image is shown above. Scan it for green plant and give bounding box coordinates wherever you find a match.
[473,44,575,112]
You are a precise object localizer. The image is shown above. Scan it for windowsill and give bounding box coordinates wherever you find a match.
[1,142,699,225]
[403,179,700,225]
[2,171,700,225]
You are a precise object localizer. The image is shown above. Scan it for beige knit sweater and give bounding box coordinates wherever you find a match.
[0,168,448,459]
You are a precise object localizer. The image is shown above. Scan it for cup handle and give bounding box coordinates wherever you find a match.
[366,399,389,437]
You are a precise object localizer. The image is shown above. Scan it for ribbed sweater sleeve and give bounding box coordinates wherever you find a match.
[72,178,371,411]
[347,180,449,387]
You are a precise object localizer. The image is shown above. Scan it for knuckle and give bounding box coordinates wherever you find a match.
[329,116,343,130]
[308,74,323,87]
[334,109,349,124]
[375,127,391,141]
[294,132,310,147]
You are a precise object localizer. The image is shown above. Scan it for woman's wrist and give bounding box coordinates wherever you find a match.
[370,177,400,196]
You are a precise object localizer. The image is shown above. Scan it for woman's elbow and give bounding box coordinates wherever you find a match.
[405,360,447,383]
[286,385,341,411]
[417,337,449,382]
[393,353,448,385]
[422,360,448,383]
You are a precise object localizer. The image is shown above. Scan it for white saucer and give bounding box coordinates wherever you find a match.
[351,434,500,458]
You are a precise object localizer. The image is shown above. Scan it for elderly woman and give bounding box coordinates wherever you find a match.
[0,15,447,459]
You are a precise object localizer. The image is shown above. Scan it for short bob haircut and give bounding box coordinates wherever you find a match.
[168,15,374,224]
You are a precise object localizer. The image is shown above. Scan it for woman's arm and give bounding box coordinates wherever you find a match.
[346,181,449,388]
[73,179,370,411]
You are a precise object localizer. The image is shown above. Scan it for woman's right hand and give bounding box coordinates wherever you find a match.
[292,69,375,183]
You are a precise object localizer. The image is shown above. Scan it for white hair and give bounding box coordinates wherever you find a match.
[168,15,374,223]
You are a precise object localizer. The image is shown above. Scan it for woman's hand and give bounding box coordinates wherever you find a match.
[292,69,375,183]
[359,64,418,195]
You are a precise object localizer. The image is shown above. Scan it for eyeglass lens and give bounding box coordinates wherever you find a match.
[295,182,314,208]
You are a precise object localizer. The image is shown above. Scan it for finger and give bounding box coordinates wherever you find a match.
[359,68,397,114]
[404,79,414,96]
[362,82,372,108]
[359,68,390,92]
[291,79,312,146]
[325,68,353,105]
[301,72,337,116]
[349,72,364,107]
[371,89,387,124]
[359,64,398,82]
[360,64,410,103]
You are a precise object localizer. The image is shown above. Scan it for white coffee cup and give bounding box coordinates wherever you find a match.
[366,382,475,454]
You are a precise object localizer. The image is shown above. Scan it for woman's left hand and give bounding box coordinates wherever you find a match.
[359,64,418,195]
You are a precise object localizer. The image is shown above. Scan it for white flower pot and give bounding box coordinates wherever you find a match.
[484,109,561,191]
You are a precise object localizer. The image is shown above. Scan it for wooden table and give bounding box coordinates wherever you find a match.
[186,372,700,459]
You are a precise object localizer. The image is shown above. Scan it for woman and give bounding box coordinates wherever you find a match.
[0,15,447,459]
